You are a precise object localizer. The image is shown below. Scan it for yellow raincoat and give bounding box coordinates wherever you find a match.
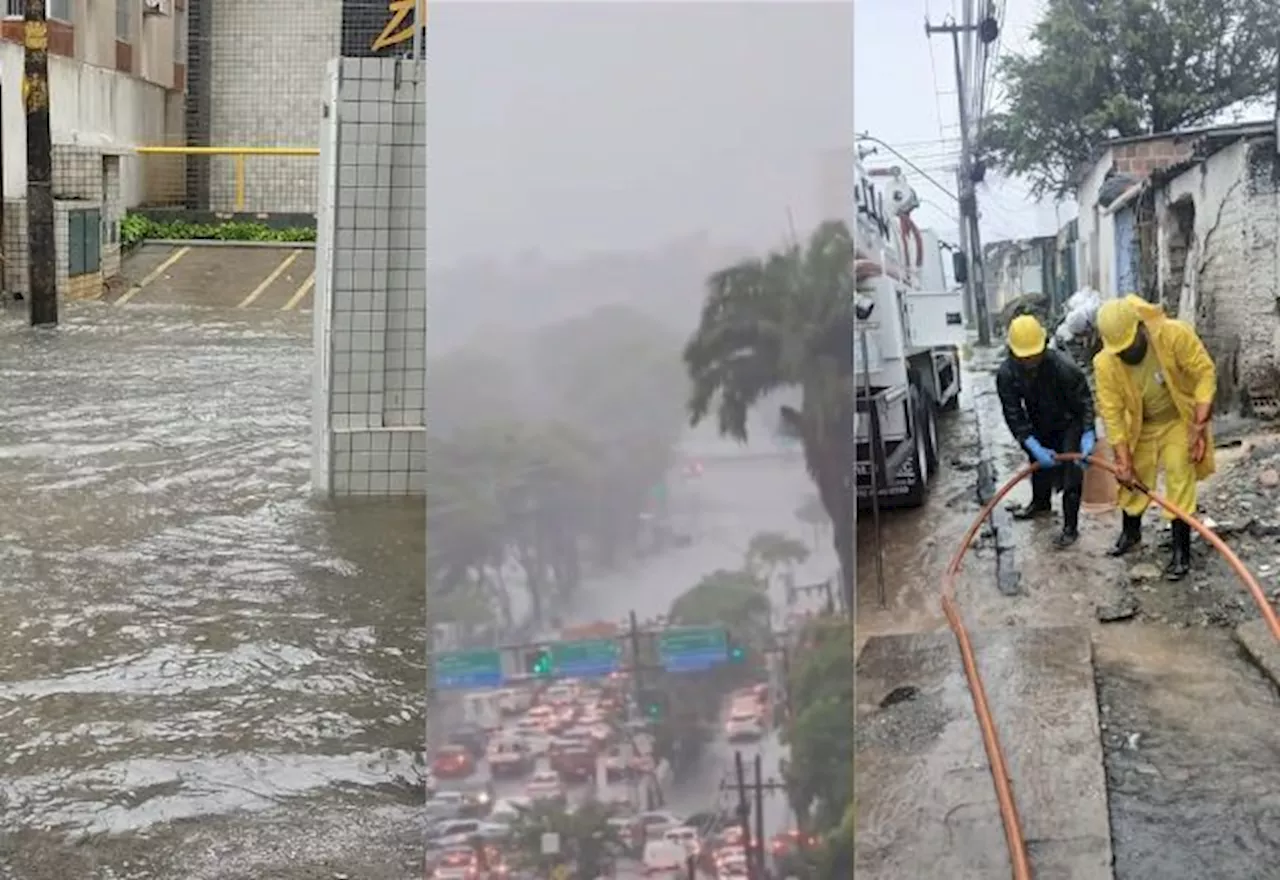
[1092,295,1217,518]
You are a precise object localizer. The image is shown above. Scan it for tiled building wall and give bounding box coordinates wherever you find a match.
[312,56,425,497]
[2,145,122,298]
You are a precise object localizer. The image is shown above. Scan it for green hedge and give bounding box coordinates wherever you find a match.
[121,213,316,247]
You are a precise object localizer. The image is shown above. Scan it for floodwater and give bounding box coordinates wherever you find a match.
[0,304,424,879]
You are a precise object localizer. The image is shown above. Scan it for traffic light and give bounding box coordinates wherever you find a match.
[727,636,747,664]
[639,688,669,719]
[524,647,553,677]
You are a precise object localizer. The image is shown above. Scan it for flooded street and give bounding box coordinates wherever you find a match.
[0,304,424,879]
[856,351,1280,879]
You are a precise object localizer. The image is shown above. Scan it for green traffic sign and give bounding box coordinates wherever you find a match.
[659,626,728,654]
[434,648,504,690]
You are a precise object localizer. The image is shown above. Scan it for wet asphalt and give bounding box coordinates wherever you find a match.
[0,304,424,879]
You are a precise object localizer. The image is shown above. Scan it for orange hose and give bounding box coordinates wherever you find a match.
[940,451,1280,880]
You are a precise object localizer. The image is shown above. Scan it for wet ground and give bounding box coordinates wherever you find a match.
[0,302,423,879]
[856,347,1280,879]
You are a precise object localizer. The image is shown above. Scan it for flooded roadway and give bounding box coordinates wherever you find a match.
[856,352,1280,879]
[0,304,424,879]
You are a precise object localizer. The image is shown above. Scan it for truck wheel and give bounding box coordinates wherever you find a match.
[922,395,939,475]
[899,386,932,508]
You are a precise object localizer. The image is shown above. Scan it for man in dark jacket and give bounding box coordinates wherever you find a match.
[997,314,1097,548]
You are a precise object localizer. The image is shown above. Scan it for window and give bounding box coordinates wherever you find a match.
[116,0,130,41]
[68,208,102,277]
[6,0,71,20]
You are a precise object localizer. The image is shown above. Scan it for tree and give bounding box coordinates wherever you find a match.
[428,420,599,628]
[509,801,623,878]
[668,569,772,641]
[982,0,1280,197]
[745,530,810,590]
[684,221,856,610]
[530,304,688,564]
[783,618,853,832]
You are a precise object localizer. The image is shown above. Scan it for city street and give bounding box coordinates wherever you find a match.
[433,431,829,875]
[0,304,424,880]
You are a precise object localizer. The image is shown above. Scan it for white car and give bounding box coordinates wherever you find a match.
[424,791,469,820]
[643,839,689,875]
[525,770,565,803]
[662,825,702,857]
[637,810,684,841]
[724,708,765,742]
[488,796,533,823]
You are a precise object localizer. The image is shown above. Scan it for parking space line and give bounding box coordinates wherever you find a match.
[281,272,316,311]
[116,246,191,306]
[237,250,303,309]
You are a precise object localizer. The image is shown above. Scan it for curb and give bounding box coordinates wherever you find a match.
[1235,619,1280,688]
[137,239,317,250]
[972,368,1023,597]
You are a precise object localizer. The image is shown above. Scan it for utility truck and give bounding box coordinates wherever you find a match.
[854,160,966,508]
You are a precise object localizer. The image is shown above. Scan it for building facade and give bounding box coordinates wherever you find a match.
[1074,122,1280,413]
[0,0,185,298]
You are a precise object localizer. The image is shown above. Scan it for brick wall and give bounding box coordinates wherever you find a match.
[1110,137,1195,178]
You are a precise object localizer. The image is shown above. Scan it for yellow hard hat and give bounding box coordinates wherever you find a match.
[1007,314,1046,358]
[1097,297,1140,354]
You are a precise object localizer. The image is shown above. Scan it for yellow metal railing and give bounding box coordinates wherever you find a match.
[134,146,321,214]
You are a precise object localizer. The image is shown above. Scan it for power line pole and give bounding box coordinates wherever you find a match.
[927,14,999,347]
[23,0,56,326]
[628,610,645,719]
[753,753,767,875]
[733,750,757,879]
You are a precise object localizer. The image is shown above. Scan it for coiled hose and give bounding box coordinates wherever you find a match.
[941,451,1280,880]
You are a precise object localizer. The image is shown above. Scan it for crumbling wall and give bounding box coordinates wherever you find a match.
[1238,141,1280,416]
[1162,142,1252,411]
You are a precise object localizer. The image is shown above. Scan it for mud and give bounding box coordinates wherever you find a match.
[0,303,424,877]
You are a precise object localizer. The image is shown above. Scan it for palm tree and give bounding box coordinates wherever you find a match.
[683,220,855,611]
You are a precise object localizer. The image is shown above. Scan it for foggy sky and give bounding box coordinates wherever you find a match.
[425,1,854,268]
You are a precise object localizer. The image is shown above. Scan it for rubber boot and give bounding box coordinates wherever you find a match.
[1108,513,1142,557]
[1054,489,1081,548]
[1166,520,1191,581]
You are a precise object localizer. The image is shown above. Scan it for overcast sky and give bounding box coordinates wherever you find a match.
[853,0,1065,249]
[425,1,854,268]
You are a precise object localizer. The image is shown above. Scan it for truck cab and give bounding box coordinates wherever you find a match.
[854,159,965,508]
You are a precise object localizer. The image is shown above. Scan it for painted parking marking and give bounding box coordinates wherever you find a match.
[281,271,316,311]
[237,249,303,309]
[116,246,191,305]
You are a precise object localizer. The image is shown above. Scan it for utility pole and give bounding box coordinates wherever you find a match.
[753,753,767,875]
[628,610,644,719]
[727,750,795,880]
[23,0,56,326]
[733,751,756,879]
[926,12,1000,347]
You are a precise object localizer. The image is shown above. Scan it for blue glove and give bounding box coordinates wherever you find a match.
[1024,436,1058,468]
[1079,430,1097,470]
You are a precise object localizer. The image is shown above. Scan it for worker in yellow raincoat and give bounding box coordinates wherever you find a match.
[1093,294,1216,581]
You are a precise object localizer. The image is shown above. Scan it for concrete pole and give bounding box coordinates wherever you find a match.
[23,0,56,326]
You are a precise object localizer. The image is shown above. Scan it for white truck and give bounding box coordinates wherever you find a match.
[854,161,965,509]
